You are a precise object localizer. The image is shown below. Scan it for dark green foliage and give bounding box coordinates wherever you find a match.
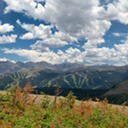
[41,95,50,109]
[65,91,76,108]
[103,94,128,105]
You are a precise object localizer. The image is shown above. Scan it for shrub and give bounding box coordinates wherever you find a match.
[0,84,128,128]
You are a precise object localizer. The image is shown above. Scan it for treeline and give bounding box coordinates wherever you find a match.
[34,87,108,100]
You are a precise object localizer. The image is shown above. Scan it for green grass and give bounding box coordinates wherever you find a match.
[0,84,128,128]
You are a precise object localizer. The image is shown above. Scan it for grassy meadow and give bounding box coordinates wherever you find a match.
[0,84,128,128]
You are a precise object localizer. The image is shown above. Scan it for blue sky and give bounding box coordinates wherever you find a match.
[0,0,128,65]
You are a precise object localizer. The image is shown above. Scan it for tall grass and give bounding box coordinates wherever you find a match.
[0,84,128,128]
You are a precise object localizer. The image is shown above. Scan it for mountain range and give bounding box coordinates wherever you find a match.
[0,61,128,103]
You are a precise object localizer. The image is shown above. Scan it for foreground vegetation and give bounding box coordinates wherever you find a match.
[0,84,128,128]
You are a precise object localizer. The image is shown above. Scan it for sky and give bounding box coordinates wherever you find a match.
[0,0,128,65]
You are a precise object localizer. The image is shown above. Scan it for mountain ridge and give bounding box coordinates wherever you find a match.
[0,61,128,91]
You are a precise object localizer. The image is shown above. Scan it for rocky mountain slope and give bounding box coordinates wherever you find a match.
[0,61,128,93]
[103,80,128,105]
[105,80,128,95]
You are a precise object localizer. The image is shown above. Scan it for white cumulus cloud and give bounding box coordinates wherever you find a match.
[17,20,51,40]
[2,0,128,65]
[4,0,111,47]
[4,0,45,20]
[0,22,14,34]
[0,57,15,63]
[0,34,17,44]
